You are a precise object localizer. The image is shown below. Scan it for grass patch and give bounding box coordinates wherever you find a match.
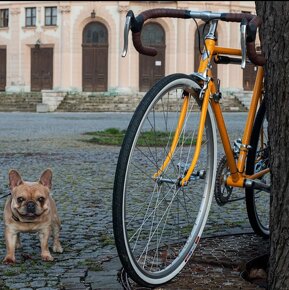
[83,128,125,146]
[82,128,197,146]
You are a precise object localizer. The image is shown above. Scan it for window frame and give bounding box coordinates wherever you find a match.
[0,8,9,28]
[25,7,36,27]
[45,6,57,26]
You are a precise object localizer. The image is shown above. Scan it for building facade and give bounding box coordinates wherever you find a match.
[0,1,256,110]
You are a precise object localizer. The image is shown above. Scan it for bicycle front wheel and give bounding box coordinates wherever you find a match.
[113,74,217,287]
[246,100,270,238]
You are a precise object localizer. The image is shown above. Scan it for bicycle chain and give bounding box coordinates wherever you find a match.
[214,155,233,206]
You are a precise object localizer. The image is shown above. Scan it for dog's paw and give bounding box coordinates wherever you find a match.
[3,256,16,264]
[53,243,63,253]
[41,253,54,262]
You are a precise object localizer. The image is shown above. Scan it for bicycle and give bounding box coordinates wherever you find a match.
[113,8,268,287]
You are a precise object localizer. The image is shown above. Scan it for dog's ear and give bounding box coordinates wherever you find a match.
[39,168,52,189]
[9,170,23,190]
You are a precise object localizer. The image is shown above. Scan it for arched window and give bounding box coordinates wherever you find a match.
[142,23,165,46]
[83,22,108,44]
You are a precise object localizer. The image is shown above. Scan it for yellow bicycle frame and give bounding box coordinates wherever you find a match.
[155,37,266,188]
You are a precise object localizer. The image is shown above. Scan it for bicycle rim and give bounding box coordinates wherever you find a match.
[246,101,270,238]
[113,74,217,286]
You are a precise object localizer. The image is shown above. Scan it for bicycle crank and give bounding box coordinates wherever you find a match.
[214,155,233,205]
[214,155,245,205]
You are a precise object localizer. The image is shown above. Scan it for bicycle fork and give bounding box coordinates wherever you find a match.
[153,79,213,186]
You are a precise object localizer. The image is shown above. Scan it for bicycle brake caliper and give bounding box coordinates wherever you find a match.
[212,79,222,102]
[191,72,211,100]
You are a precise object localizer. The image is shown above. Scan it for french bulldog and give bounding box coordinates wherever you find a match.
[3,169,63,264]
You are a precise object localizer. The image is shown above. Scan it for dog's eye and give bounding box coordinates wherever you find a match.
[38,197,45,203]
[17,197,25,203]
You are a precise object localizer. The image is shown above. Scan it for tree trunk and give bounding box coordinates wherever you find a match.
[255,2,289,289]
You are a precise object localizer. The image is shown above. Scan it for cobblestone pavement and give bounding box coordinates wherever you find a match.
[0,112,268,290]
[126,234,269,290]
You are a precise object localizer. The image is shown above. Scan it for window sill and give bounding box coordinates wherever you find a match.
[42,25,58,31]
[22,26,36,31]
[0,27,9,31]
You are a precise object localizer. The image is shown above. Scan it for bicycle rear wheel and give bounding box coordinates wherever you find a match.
[113,73,217,287]
[246,100,270,238]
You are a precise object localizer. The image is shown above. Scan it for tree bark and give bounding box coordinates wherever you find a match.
[255,2,289,289]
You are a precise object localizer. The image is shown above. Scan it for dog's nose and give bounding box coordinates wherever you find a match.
[26,201,36,213]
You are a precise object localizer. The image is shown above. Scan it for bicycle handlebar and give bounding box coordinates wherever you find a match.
[246,16,266,66]
[123,9,191,57]
[122,8,265,66]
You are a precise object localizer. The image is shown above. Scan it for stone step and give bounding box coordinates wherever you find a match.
[0,91,248,112]
[232,91,253,110]
[57,93,246,112]
[0,92,42,112]
[57,94,143,112]
[0,106,38,112]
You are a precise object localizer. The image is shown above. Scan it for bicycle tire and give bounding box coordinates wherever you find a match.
[113,73,217,287]
[245,100,270,238]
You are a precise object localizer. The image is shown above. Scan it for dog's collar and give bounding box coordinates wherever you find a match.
[0,192,11,200]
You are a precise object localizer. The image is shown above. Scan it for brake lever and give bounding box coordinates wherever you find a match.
[122,14,132,57]
[240,18,247,69]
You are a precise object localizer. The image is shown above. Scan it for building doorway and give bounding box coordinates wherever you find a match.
[139,23,165,92]
[0,48,7,91]
[82,22,108,92]
[31,47,53,91]
[243,63,257,91]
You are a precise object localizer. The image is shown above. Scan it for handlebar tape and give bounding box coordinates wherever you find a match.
[220,13,254,22]
[129,9,266,65]
[246,16,266,66]
[130,9,191,56]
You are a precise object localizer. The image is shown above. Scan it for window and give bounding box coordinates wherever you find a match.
[83,22,108,44]
[25,7,36,27]
[45,7,57,26]
[0,9,9,28]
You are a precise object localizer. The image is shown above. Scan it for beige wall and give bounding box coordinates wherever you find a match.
[0,1,255,94]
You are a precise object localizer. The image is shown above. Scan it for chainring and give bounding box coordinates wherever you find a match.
[214,155,233,206]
